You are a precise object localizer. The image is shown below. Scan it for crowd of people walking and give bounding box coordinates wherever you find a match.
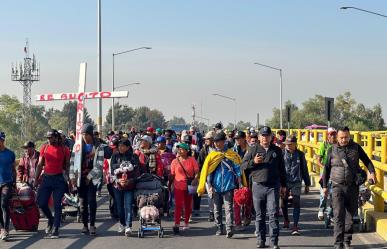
[0,123,377,249]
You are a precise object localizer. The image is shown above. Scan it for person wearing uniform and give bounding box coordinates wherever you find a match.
[322,126,376,249]
[242,126,286,249]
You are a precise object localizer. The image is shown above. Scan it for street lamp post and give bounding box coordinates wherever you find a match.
[112,47,151,131]
[212,93,237,129]
[340,6,387,18]
[254,62,283,129]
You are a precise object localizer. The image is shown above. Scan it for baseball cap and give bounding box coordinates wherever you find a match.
[176,143,190,151]
[21,141,35,149]
[327,127,337,135]
[284,135,297,145]
[0,131,5,141]
[259,126,272,136]
[146,127,155,133]
[140,135,153,144]
[235,131,246,139]
[250,132,258,139]
[118,139,131,147]
[214,122,223,130]
[213,131,226,142]
[156,136,166,143]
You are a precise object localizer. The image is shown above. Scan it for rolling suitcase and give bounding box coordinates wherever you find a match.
[9,196,40,231]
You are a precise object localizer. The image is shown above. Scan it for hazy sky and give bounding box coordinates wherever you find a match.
[1,1,386,128]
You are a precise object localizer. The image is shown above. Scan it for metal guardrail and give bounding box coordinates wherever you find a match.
[273,129,387,212]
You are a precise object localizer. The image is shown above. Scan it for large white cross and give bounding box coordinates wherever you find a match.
[36,63,128,186]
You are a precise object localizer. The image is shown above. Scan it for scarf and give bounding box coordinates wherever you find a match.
[140,147,158,170]
[197,148,247,196]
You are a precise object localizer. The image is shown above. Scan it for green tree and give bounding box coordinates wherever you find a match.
[104,103,135,132]
[266,91,385,130]
[128,106,166,130]
[0,95,23,153]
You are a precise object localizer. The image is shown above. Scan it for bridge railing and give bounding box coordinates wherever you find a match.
[273,129,387,212]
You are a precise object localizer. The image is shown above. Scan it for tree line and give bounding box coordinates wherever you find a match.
[266,92,385,131]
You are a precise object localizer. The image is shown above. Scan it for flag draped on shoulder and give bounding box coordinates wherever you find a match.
[197,149,247,196]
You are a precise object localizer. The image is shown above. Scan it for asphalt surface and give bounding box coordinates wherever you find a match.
[2,189,387,249]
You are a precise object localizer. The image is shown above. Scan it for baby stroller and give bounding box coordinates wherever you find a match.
[61,193,81,223]
[135,173,166,238]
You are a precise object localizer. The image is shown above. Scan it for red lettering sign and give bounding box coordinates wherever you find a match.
[39,95,45,101]
[100,92,111,98]
[78,93,84,101]
[47,94,53,101]
[89,92,98,98]
[61,93,68,100]
[69,93,77,100]
[74,143,81,153]
[77,102,84,112]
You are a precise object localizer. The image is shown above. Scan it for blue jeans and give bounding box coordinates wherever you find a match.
[113,188,134,227]
[37,174,67,228]
[252,182,280,246]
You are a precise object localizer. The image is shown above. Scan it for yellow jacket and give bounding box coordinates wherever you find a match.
[197,149,247,196]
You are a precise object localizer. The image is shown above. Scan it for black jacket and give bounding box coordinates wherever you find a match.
[242,144,286,187]
[110,150,140,190]
[322,140,375,187]
[283,149,311,186]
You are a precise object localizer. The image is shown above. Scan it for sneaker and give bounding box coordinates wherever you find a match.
[50,228,59,239]
[226,231,234,238]
[216,227,224,236]
[318,211,324,221]
[0,230,9,241]
[257,241,266,248]
[182,224,189,231]
[89,226,96,236]
[189,215,193,223]
[118,224,125,233]
[343,243,353,249]
[173,225,179,234]
[125,227,132,236]
[45,220,54,235]
[283,220,290,229]
[291,227,300,236]
[81,226,89,235]
[272,245,280,249]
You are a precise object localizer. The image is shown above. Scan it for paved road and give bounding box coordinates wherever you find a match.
[2,189,387,249]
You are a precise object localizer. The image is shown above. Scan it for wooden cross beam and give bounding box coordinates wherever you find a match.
[35,63,128,186]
